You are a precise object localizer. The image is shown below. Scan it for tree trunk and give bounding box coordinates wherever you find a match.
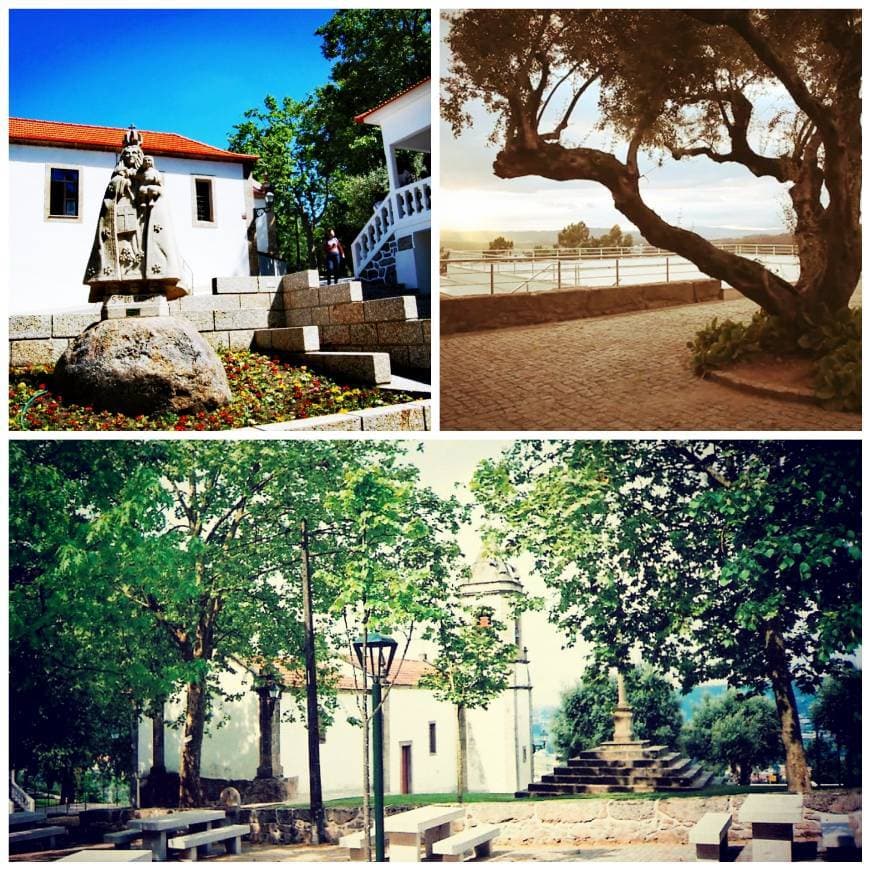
[738,761,751,786]
[493,137,860,322]
[178,680,207,807]
[764,626,812,793]
[456,704,468,802]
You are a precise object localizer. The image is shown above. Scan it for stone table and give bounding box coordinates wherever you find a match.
[129,810,226,861]
[383,806,465,861]
[738,793,803,861]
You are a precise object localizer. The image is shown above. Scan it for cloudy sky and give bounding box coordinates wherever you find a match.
[440,16,792,237]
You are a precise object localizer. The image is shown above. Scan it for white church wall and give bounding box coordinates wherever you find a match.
[385,686,458,796]
[10,144,252,314]
[139,667,261,782]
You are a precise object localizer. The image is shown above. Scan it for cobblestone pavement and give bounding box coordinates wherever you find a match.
[440,297,861,431]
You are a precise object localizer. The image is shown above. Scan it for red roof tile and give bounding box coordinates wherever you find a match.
[354,77,431,124]
[9,118,258,164]
[263,656,436,691]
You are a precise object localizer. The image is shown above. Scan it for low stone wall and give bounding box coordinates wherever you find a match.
[238,791,859,848]
[237,400,431,432]
[9,271,430,374]
[441,279,722,334]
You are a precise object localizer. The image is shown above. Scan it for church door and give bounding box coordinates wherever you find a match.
[400,743,413,794]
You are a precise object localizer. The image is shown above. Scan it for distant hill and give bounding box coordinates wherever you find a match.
[441,225,786,250]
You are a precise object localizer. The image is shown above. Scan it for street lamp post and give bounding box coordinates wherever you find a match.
[353,632,398,862]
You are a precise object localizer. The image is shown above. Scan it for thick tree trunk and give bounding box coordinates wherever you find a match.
[764,627,812,793]
[178,680,207,807]
[456,704,468,802]
[738,761,751,786]
[494,141,804,319]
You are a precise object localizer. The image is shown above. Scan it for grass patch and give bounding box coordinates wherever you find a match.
[279,784,785,810]
[10,348,412,431]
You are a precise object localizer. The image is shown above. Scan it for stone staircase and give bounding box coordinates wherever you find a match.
[517,740,716,797]
[210,269,430,389]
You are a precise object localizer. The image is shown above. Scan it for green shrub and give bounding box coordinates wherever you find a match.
[689,307,861,412]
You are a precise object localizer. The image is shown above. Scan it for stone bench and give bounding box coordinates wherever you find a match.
[432,824,500,862]
[9,824,67,850]
[689,812,731,861]
[339,829,386,861]
[105,829,144,848]
[58,849,153,862]
[820,820,858,859]
[167,823,249,860]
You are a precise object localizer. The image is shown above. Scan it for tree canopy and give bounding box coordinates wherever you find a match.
[10,440,463,807]
[551,665,682,759]
[444,10,861,321]
[557,222,634,250]
[683,691,782,785]
[472,440,860,792]
[229,9,430,268]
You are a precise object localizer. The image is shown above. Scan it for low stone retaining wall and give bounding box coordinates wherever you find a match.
[441,279,722,334]
[9,271,430,374]
[237,400,431,432]
[238,792,859,848]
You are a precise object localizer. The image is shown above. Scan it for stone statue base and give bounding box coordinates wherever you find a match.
[102,293,170,320]
[54,316,231,416]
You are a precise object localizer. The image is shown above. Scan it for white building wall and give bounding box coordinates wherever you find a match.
[10,143,252,313]
[138,667,261,782]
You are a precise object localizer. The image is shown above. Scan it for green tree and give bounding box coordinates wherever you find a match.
[314,9,431,177]
[444,10,860,324]
[420,599,518,801]
[810,664,861,786]
[472,441,860,793]
[557,222,591,249]
[229,97,331,269]
[10,440,417,807]
[10,442,179,799]
[551,665,682,760]
[317,463,466,859]
[487,236,514,255]
[683,691,781,785]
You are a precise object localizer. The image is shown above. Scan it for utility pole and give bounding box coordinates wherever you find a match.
[300,519,326,844]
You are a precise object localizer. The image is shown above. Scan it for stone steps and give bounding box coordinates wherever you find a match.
[520,740,715,797]
[288,351,392,386]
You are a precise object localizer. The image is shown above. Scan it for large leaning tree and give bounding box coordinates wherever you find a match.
[472,441,861,793]
[444,10,861,323]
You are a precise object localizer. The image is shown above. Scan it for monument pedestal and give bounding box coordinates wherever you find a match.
[102,293,170,320]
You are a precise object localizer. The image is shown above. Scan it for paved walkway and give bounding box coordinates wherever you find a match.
[440,296,860,431]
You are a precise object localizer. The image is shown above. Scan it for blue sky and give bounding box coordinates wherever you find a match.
[10,9,337,148]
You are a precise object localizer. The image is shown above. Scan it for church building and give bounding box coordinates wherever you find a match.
[137,553,534,801]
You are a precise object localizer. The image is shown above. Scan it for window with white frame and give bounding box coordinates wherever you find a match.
[45,166,80,219]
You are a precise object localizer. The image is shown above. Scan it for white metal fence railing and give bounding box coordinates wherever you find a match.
[440,243,799,297]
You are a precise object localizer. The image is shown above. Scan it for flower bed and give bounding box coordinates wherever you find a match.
[10,349,412,431]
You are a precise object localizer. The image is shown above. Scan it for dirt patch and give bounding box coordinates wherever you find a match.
[706,354,820,406]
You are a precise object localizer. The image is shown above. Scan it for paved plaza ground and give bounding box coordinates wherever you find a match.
[439,294,860,431]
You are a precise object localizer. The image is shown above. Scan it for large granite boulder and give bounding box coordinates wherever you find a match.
[54,316,231,415]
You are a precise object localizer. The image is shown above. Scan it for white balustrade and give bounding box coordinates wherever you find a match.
[352,177,431,276]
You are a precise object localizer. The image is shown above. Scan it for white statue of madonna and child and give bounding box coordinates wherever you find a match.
[84,125,188,301]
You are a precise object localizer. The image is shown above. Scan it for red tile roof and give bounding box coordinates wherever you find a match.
[263,656,436,691]
[9,118,258,164]
[354,77,431,124]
